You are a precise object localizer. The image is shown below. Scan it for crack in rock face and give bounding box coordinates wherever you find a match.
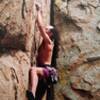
[70,62,100,99]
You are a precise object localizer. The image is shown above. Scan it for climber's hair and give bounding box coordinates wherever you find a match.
[50,28,55,41]
[50,27,57,42]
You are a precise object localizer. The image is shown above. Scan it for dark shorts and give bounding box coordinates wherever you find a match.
[37,64,58,84]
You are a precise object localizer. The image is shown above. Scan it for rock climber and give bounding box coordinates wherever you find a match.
[26,3,58,100]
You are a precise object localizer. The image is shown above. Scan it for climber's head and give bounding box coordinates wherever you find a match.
[45,25,54,37]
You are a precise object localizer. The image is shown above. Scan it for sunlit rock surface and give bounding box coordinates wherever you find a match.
[0,0,51,100]
[54,0,100,100]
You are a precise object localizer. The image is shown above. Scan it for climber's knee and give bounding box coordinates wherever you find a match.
[29,67,44,77]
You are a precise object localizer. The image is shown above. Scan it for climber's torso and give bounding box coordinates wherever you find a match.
[36,40,54,65]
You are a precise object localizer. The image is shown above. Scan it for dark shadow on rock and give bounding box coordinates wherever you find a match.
[0,33,25,51]
[63,94,71,100]
[72,88,93,99]
[0,24,7,38]
[51,28,60,68]
[0,23,26,51]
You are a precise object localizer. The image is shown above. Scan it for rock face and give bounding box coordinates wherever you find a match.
[0,0,50,51]
[54,0,100,100]
[0,51,30,100]
[0,0,100,100]
[0,0,51,100]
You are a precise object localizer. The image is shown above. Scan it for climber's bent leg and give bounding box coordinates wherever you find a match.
[27,66,58,100]
[27,67,44,99]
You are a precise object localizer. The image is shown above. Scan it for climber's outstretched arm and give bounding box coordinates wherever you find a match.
[36,4,52,44]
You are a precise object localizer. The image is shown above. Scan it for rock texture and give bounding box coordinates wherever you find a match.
[0,0,50,51]
[54,0,100,100]
[0,51,30,100]
[0,0,51,100]
[0,0,100,100]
